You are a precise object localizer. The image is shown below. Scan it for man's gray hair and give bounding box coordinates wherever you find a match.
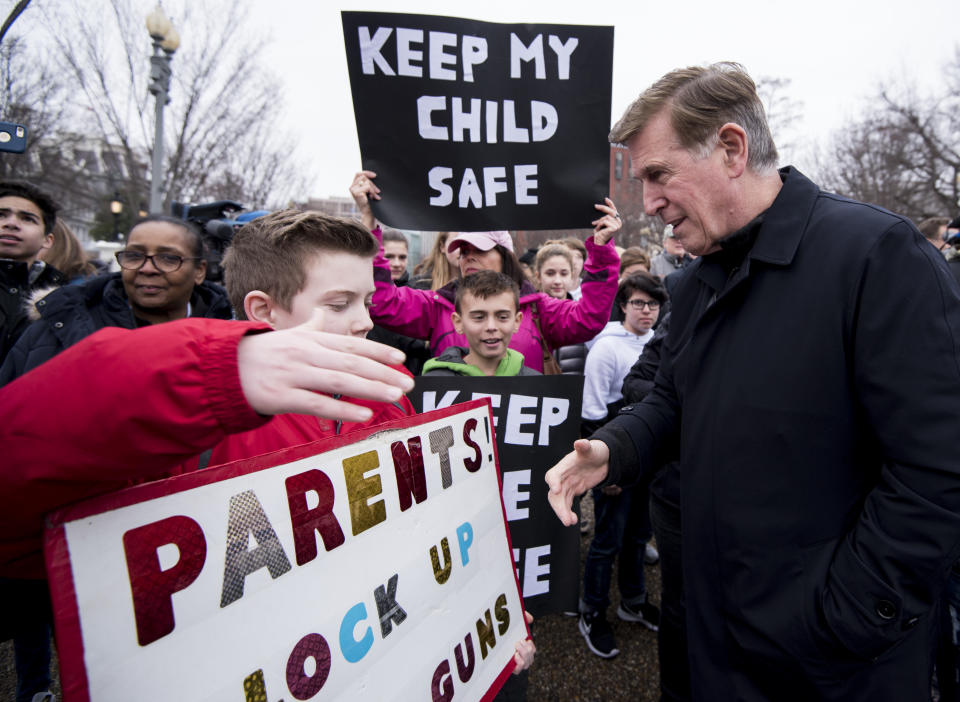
[609,62,778,172]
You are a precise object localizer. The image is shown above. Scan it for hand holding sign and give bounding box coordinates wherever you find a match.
[591,197,622,245]
[512,610,537,672]
[350,170,381,231]
[545,438,610,526]
[237,308,414,422]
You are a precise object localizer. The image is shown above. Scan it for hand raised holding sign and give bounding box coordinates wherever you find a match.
[591,197,622,246]
[349,170,381,231]
[545,438,611,526]
[237,308,414,422]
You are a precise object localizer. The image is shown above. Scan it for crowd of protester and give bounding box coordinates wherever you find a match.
[3,59,960,702]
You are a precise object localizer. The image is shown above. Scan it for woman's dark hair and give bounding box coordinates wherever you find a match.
[616,271,667,308]
[495,244,527,286]
[129,214,204,258]
[44,220,95,279]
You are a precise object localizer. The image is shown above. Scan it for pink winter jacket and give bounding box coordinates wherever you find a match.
[370,228,620,372]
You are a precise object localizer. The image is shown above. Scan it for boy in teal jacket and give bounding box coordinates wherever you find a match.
[423,271,540,377]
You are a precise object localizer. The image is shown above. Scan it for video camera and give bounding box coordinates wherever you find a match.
[170,200,246,283]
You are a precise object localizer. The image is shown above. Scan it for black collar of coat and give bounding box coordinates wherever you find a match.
[692,166,819,294]
[746,166,818,266]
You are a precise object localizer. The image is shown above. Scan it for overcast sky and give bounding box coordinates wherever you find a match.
[221,2,957,201]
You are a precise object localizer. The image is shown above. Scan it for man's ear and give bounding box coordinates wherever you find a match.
[243,290,278,329]
[717,122,748,177]
[40,232,53,252]
[515,310,523,327]
[451,311,464,336]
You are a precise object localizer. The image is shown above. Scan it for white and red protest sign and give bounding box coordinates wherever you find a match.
[45,400,527,702]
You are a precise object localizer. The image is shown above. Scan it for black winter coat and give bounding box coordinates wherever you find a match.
[594,168,960,701]
[0,260,64,365]
[0,272,233,384]
[947,248,960,288]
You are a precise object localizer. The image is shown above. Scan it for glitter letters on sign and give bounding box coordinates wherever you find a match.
[122,515,206,646]
[285,469,346,566]
[220,490,293,608]
[49,401,526,701]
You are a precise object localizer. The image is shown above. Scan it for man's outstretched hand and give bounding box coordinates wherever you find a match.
[237,308,414,422]
[545,439,611,526]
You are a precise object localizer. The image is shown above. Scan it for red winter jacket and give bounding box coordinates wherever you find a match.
[0,319,414,578]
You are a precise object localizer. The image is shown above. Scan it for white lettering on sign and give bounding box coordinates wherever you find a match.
[417,97,557,144]
[418,390,569,441]
[501,470,531,521]
[509,33,579,80]
[538,397,569,446]
[428,165,538,208]
[504,394,538,446]
[419,390,462,413]
[358,27,489,82]
[396,28,424,77]
[512,545,551,597]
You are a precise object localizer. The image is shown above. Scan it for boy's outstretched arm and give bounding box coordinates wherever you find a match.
[238,308,412,421]
[0,313,413,576]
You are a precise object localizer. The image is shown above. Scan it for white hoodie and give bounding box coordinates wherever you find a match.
[581,323,654,421]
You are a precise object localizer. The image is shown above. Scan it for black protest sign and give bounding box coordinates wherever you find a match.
[409,375,583,616]
[342,11,613,232]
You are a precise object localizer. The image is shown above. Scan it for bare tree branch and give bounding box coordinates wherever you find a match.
[820,48,960,221]
[11,0,305,236]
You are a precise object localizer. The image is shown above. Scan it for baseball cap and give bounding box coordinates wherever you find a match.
[447,231,514,253]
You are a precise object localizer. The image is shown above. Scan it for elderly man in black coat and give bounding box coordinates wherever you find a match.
[546,62,960,702]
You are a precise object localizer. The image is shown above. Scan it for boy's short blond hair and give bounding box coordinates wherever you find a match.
[224,209,377,319]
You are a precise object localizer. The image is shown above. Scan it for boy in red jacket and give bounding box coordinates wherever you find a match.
[2,211,536,692]
[0,211,416,702]
[203,209,416,465]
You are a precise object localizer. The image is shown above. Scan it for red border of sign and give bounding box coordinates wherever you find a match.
[44,399,528,702]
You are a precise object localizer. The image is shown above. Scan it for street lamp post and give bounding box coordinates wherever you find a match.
[146,5,179,214]
[110,194,123,242]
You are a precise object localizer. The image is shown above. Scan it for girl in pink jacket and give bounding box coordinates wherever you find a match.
[351,172,622,373]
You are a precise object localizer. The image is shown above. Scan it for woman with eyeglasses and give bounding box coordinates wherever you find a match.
[0,215,232,384]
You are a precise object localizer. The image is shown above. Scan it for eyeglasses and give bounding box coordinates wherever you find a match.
[115,251,200,273]
[627,299,660,310]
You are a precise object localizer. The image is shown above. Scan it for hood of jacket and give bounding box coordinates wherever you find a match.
[592,320,626,341]
[423,345,531,376]
[29,272,131,326]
